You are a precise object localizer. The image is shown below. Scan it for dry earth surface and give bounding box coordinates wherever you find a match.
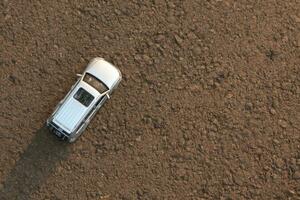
[0,0,300,199]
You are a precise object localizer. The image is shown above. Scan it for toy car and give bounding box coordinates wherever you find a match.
[47,58,122,142]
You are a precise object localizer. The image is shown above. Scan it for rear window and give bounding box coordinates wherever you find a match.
[83,73,108,93]
[73,88,94,107]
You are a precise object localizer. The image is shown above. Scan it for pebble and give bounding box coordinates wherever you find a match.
[189,84,201,91]
[270,108,276,115]
[114,9,121,15]
[153,118,164,129]
[134,54,142,61]
[156,34,165,42]
[274,158,285,168]
[174,35,183,46]
[187,32,197,40]
[278,119,288,128]
[136,136,142,142]
[292,15,300,23]
[297,33,300,47]
[273,139,280,144]
[143,54,152,65]
[57,166,63,173]
[293,171,300,179]
[8,74,17,83]
[287,189,296,195]
[226,93,233,98]
[245,102,253,110]
[193,46,202,55]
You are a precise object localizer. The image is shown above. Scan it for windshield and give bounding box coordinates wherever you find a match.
[73,88,94,107]
[83,73,108,93]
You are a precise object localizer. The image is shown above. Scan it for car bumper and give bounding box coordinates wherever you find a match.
[47,120,70,140]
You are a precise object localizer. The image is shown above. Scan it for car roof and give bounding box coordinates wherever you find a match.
[52,82,100,133]
[85,58,121,89]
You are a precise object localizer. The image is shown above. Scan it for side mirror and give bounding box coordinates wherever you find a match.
[101,90,110,99]
[76,74,82,77]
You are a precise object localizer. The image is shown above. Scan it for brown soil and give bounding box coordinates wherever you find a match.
[0,1,300,199]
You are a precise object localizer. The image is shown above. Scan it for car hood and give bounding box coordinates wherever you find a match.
[85,58,121,89]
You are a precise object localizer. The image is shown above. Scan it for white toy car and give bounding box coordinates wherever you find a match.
[47,58,122,142]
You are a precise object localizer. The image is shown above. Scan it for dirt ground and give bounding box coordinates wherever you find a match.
[0,1,300,199]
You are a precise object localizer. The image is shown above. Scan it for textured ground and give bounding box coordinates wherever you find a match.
[0,0,300,199]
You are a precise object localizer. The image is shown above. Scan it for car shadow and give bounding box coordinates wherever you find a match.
[0,126,70,200]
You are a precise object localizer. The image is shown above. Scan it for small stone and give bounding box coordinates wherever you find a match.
[108,32,115,39]
[128,101,134,107]
[245,102,253,110]
[293,171,300,179]
[189,84,201,91]
[274,158,285,168]
[4,14,11,21]
[8,74,17,83]
[292,15,300,23]
[174,35,183,46]
[153,119,164,129]
[296,33,300,47]
[100,194,110,199]
[278,119,288,128]
[57,166,63,173]
[199,65,206,70]
[136,136,142,142]
[226,93,233,98]
[143,54,152,64]
[66,165,71,170]
[233,175,243,185]
[208,79,214,86]
[134,54,141,61]
[156,34,165,42]
[270,108,276,115]
[187,32,197,40]
[167,15,177,23]
[273,139,280,144]
[291,158,297,166]
[193,46,202,55]
[101,126,108,132]
[114,9,121,15]
[287,189,296,195]
[282,35,289,43]
[90,192,97,197]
